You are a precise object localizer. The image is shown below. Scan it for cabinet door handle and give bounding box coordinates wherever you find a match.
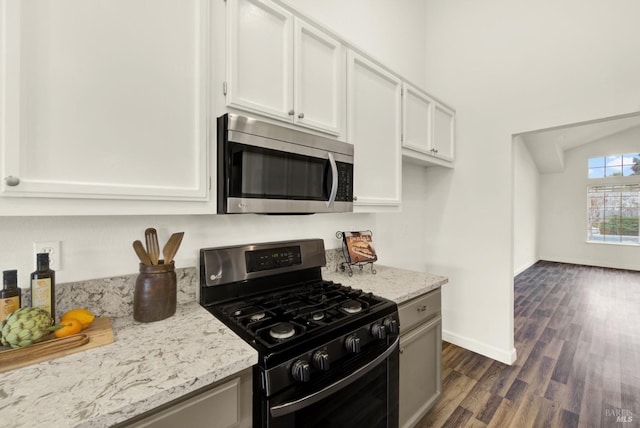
[288,109,295,116]
[298,113,304,119]
[417,305,427,312]
[4,176,20,186]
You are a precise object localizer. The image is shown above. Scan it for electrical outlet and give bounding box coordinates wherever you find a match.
[34,241,61,271]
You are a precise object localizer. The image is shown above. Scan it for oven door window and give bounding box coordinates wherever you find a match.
[265,350,399,428]
[228,143,330,201]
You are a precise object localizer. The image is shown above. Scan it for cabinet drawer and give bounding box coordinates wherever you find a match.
[399,289,441,333]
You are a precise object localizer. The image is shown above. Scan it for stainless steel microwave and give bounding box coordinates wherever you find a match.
[217,114,354,214]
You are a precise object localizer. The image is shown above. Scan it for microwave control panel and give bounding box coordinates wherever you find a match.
[335,162,353,202]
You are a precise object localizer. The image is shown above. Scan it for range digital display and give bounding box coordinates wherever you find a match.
[246,246,302,272]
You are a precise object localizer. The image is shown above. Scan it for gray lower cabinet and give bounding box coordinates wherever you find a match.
[119,368,252,428]
[399,289,442,428]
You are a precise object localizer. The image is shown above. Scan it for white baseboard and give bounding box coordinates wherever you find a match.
[539,256,640,272]
[514,258,539,276]
[442,329,517,365]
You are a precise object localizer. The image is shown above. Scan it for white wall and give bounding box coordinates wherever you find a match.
[538,125,640,270]
[422,0,640,363]
[0,213,375,287]
[0,2,432,290]
[513,136,539,275]
[375,163,431,272]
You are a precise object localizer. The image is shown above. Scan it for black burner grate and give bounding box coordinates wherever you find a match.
[214,281,383,349]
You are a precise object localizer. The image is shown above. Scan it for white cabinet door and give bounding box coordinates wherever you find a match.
[1,0,209,200]
[226,0,293,122]
[432,102,455,162]
[294,20,345,136]
[402,83,433,155]
[226,0,345,137]
[402,82,455,166]
[348,51,402,211]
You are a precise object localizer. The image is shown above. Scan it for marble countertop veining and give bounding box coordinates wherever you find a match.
[0,302,258,428]
[323,264,448,305]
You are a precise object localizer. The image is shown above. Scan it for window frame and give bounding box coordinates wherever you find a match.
[588,153,640,179]
[586,183,640,245]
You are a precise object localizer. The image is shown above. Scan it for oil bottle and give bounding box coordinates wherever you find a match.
[31,253,56,320]
[1,269,21,322]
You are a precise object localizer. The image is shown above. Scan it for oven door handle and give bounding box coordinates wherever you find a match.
[326,152,338,208]
[270,337,399,418]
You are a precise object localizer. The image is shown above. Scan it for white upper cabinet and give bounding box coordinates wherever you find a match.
[226,0,345,137]
[348,51,402,211]
[402,84,433,155]
[293,20,345,135]
[402,83,455,167]
[226,0,293,122]
[432,102,455,162]
[0,0,210,201]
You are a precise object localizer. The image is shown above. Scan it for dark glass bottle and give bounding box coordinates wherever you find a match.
[1,269,22,322]
[30,253,56,320]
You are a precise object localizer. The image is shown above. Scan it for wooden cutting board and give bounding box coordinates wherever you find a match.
[0,317,114,373]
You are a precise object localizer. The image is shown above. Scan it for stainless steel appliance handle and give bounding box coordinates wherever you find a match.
[326,152,338,207]
[270,337,399,418]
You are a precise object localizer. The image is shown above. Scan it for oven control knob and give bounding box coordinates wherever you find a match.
[384,318,399,334]
[370,323,387,340]
[291,360,311,382]
[345,334,361,353]
[312,350,330,371]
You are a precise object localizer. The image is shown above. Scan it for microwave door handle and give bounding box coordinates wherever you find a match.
[326,152,338,207]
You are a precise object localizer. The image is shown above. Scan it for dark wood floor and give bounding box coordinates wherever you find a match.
[416,261,640,428]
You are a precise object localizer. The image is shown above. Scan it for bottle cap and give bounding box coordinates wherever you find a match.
[3,269,18,289]
[37,253,50,263]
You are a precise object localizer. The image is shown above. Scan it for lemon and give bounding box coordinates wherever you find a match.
[60,308,95,330]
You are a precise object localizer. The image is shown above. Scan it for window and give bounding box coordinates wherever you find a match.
[587,184,640,244]
[588,153,640,178]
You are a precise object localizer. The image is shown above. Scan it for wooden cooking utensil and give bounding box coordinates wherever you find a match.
[162,232,184,264]
[145,228,160,265]
[132,240,152,265]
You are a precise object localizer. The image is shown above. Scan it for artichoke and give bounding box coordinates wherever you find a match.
[1,307,55,348]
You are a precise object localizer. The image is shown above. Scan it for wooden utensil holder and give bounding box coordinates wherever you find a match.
[134,261,176,322]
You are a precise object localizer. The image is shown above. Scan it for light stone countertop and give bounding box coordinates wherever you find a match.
[0,258,446,428]
[0,302,258,428]
[323,264,448,304]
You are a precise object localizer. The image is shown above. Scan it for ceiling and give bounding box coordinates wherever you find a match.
[518,113,640,173]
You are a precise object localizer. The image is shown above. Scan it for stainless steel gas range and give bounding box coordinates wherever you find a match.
[199,239,399,428]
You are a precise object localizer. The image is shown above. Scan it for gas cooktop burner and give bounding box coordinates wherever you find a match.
[232,305,263,317]
[250,312,266,322]
[311,311,325,321]
[341,299,363,314]
[269,322,296,339]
